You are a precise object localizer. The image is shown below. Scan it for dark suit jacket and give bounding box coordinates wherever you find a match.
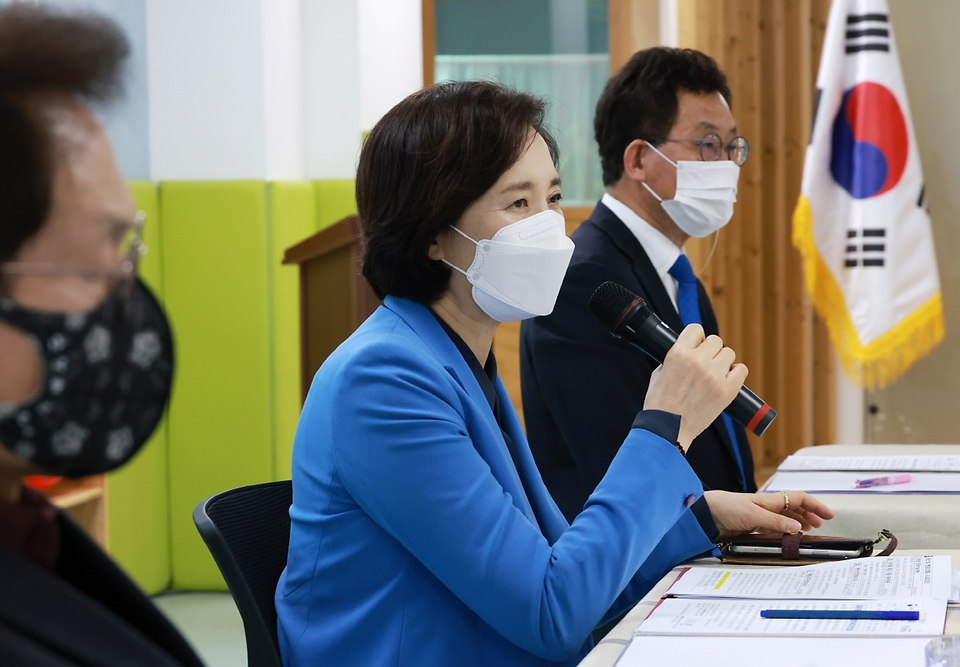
[520,201,757,522]
[0,512,204,667]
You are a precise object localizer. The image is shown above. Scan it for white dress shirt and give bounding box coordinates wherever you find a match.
[600,192,685,311]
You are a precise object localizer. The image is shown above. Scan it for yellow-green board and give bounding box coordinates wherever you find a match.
[104,179,358,591]
[313,179,357,231]
[162,181,274,590]
[269,182,316,480]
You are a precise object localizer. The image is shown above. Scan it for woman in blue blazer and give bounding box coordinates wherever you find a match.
[275,81,832,667]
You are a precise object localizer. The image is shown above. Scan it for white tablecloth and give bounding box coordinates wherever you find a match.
[578,549,960,667]
[761,444,960,550]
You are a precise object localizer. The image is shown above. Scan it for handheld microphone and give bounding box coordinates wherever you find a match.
[588,281,777,436]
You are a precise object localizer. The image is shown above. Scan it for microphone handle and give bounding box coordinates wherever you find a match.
[623,311,777,436]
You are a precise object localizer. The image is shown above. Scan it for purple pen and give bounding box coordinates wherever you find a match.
[855,474,912,489]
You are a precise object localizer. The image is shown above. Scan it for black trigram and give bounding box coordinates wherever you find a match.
[845,13,890,54]
[845,228,886,267]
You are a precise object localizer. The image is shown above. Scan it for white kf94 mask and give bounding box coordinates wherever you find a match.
[443,209,575,323]
[641,142,740,238]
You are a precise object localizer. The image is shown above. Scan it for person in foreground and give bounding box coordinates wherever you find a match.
[522,47,757,524]
[0,6,200,666]
[276,81,833,667]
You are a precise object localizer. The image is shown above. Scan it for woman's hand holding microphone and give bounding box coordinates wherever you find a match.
[642,323,835,538]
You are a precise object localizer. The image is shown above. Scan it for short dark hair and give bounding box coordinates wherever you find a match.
[594,47,731,186]
[0,4,128,262]
[356,80,558,304]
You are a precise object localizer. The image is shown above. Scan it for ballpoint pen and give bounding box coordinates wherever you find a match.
[855,474,912,489]
[760,610,920,620]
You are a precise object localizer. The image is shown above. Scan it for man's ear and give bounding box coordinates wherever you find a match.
[622,139,648,183]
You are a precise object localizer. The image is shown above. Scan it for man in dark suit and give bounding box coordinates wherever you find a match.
[521,47,757,523]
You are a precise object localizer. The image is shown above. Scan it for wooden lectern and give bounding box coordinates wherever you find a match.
[283,215,380,400]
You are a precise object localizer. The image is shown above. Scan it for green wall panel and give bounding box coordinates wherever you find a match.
[107,180,171,594]
[105,179,356,591]
[161,181,274,590]
[269,182,316,481]
[313,179,357,231]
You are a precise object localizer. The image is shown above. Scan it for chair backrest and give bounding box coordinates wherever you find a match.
[193,480,292,667]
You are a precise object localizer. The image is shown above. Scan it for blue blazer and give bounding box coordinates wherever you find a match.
[276,296,714,667]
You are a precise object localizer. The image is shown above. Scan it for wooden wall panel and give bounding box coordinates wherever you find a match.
[678,0,834,480]
[759,0,788,471]
[609,0,661,73]
[781,0,815,461]
[421,0,435,85]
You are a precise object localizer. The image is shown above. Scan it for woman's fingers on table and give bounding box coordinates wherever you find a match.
[705,490,835,539]
[705,491,799,537]
[753,491,836,528]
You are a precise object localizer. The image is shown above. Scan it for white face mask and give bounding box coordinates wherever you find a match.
[641,143,740,238]
[442,209,575,323]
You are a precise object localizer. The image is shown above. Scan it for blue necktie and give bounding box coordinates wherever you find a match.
[668,254,748,492]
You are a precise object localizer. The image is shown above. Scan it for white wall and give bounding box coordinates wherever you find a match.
[304,0,362,178]
[49,0,415,181]
[263,0,307,180]
[863,0,960,445]
[146,0,267,180]
[358,0,422,132]
[836,365,865,444]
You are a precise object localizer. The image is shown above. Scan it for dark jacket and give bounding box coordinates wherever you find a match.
[0,512,204,667]
[520,201,757,522]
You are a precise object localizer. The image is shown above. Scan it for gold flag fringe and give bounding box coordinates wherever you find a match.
[792,195,944,390]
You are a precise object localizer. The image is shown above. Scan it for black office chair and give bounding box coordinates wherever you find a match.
[193,480,292,667]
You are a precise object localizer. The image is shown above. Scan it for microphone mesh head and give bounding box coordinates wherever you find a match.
[588,281,641,333]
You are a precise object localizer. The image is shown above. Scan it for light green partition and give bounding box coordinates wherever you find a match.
[107,179,358,591]
[107,180,172,594]
[161,181,274,590]
[313,179,357,231]
[269,182,317,481]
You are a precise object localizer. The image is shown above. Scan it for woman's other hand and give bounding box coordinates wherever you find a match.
[703,490,836,540]
[642,323,747,451]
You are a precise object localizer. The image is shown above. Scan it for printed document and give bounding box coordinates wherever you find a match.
[637,597,946,636]
[663,555,953,601]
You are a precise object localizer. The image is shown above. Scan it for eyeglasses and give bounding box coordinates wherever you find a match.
[0,210,147,297]
[660,133,750,166]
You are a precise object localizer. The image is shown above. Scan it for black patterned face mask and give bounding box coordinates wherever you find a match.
[0,278,174,477]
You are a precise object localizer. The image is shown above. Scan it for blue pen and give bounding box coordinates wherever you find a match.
[760,609,919,621]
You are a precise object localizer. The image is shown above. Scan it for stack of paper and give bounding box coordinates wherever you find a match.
[614,556,953,667]
[615,636,933,667]
[765,455,960,493]
[778,455,960,472]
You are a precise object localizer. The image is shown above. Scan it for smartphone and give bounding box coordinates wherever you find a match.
[726,544,867,560]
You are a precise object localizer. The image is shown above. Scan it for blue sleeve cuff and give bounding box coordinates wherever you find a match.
[630,409,681,444]
[689,495,719,542]
[632,410,719,543]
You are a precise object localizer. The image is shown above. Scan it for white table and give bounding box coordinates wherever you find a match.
[761,444,960,550]
[578,549,960,667]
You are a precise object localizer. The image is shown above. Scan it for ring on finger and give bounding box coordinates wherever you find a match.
[781,490,790,512]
